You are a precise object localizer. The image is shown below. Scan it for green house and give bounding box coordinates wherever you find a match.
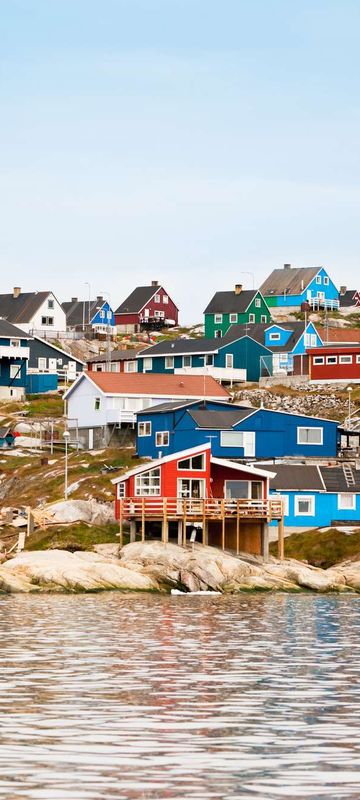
[204,284,272,338]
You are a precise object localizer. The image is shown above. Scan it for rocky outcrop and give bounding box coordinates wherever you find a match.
[0,542,360,594]
[44,499,116,526]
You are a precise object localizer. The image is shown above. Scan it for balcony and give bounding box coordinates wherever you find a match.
[175,366,246,382]
[106,409,136,426]
[118,496,284,522]
[308,298,340,311]
[0,345,29,360]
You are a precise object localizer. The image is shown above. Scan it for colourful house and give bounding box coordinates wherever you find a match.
[115,281,179,333]
[112,443,283,556]
[260,264,339,311]
[62,297,116,336]
[0,319,31,400]
[136,399,340,460]
[308,346,360,384]
[263,463,360,529]
[204,284,271,338]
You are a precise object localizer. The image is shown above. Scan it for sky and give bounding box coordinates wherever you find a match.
[1,0,360,323]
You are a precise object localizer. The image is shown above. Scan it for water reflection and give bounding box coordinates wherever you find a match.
[0,593,360,798]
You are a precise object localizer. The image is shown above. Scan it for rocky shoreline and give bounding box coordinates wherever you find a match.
[0,541,360,594]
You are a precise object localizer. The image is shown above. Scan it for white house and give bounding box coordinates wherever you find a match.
[64,371,230,449]
[0,288,66,335]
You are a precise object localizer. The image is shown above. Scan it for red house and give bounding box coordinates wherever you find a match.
[87,347,147,373]
[115,281,179,332]
[308,346,360,384]
[112,444,284,557]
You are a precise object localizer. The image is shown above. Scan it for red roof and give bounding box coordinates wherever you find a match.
[316,327,360,343]
[85,371,230,398]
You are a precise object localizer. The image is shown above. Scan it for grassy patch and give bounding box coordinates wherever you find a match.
[26,395,64,418]
[24,522,123,551]
[269,528,360,569]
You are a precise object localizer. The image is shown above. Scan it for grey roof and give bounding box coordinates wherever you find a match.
[260,266,320,297]
[339,290,360,308]
[137,399,233,416]
[138,337,218,356]
[0,318,32,339]
[115,285,178,315]
[88,347,143,364]
[260,464,325,491]
[319,466,360,493]
[0,292,50,324]
[189,408,255,429]
[223,321,307,351]
[204,289,257,314]
[62,299,106,326]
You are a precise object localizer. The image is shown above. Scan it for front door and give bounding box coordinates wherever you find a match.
[243,431,255,457]
[177,478,205,512]
[49,358,57,372]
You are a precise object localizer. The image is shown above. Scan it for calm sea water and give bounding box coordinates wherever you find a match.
[1,593,360,800]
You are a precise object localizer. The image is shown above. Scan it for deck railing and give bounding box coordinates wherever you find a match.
[118,497,284,521]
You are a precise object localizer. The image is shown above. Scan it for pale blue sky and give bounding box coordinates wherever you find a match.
[1,0,359,322]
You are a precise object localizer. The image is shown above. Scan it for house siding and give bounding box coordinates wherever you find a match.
[264,268,339,309]
[205,293,271,338]
[270,490,360,528]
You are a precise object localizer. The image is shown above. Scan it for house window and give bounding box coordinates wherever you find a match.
[297,427,323,445]
[215,330,222,338]
[229,313,238,323]
[275,494,289,516]
[41,316,54,326]
[214,314,223,324]
[178,453,205,471]
[261,315,267,323]
[269,332,281,341]
[339,355,352,364]
[38,357,47,370]
[9,365,20,379]
[94,397,101,411]
[183,355,192,367]
[357,355,360,364]
[135,467,161,496]
[154,294,161,303]
[155,431,169,447]
[295,495,315,516]
[154,310,165,318]
[117,483,126,498]
[326,356,337,365]
[10,339,20,347]
[313,356,324,365]
[163,295,168,304]
[100,309,105,319]
[143,357,153,371]
[48,299,54,309]
[107,310,112,320]
[225,353,233,369]
[316,275,322,284]
[324,276,329,286]
[138,421,152,437]
[165,356,174,369]
[255,298,261,307]
[249,314,255,323]
[305,333,317,347]
[338,493,356,510]
[220,431,244,447]
[57,358,63,365]
[205,354,214,366]
[125,361,137,373]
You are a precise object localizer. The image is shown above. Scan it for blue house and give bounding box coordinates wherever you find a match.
[62,296,116,335]
[136,321,323,381]
[136,399,340,460]
[0,319,31,400]
[262,463,360,528]
[260,264,339,311]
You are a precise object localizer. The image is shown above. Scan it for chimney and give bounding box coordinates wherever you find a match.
[71,297,78,302]
[151,280,159,287]
[97,295,103,302]
[340,285,347,296]
[13,287,21,299]
[283,264,291,270]
[234,284,242,295]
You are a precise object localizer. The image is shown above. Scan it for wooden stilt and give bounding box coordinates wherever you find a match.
[119,500,123,549]
[183,500,187,547]
[202,499,207,546]
[221,499,225,550]
[141,498,145,542]
[278,516,285,560]
[162,498,168,544]
[236,500,240,555]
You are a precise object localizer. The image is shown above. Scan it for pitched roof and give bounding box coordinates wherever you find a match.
[0,318,32,339]
[62,299,108,326]
[189,408,255,429]
[115,285,177,315]
[88,347,144,364]
[138,337,218,356]
[66,371,230,399]
[222,321,309,351]
[339,290,360,308]
[204,289,257,314]
[260,464,325,491]
[316,327,360,344]
[260,266,320,297]
[319,465,360,493]
[0,426,14,439]
[0,292,51,323]
[137,399,233,415]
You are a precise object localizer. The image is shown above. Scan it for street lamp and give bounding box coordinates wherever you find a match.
[63,430,70,500]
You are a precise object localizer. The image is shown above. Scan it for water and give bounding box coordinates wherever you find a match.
[1,594,360,799]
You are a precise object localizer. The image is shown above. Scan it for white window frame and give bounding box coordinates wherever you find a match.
[9,364,20,380]
[48,298,54,309]
[295,495,315,516]
[135,467,161,496]
[163,295,168,304]
[117,483,126,498]
[10,339,20,347]
[229,313,238,323]
[100,309,105,319]
[324,276,329,286]
[269,332,281,341]
[339,355,352,364]
[338,493,356,510]
[297,426,323,445]
[155,431,169,447]
[143,357,153,371]
[255,298,261,308]
[214,313,223,324]
[165,356,174,369]
[138,421,152,437]
[357,355,360,364]
[177,453,205,471]
[316,275,322,284]
[225,353,233,369]
[125,361,137,373]
[313,356,324,365]
[38,357,47,370]
[154,294,161,303]
[94,397,101,411]
[249,313,255,323]
[326,355,338,365]
[275,494,289,517]
[215,330,222,338]
[182,355,192,368]
[205,354,214,366]
[220,430,244,447]
[261,315,267,323]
